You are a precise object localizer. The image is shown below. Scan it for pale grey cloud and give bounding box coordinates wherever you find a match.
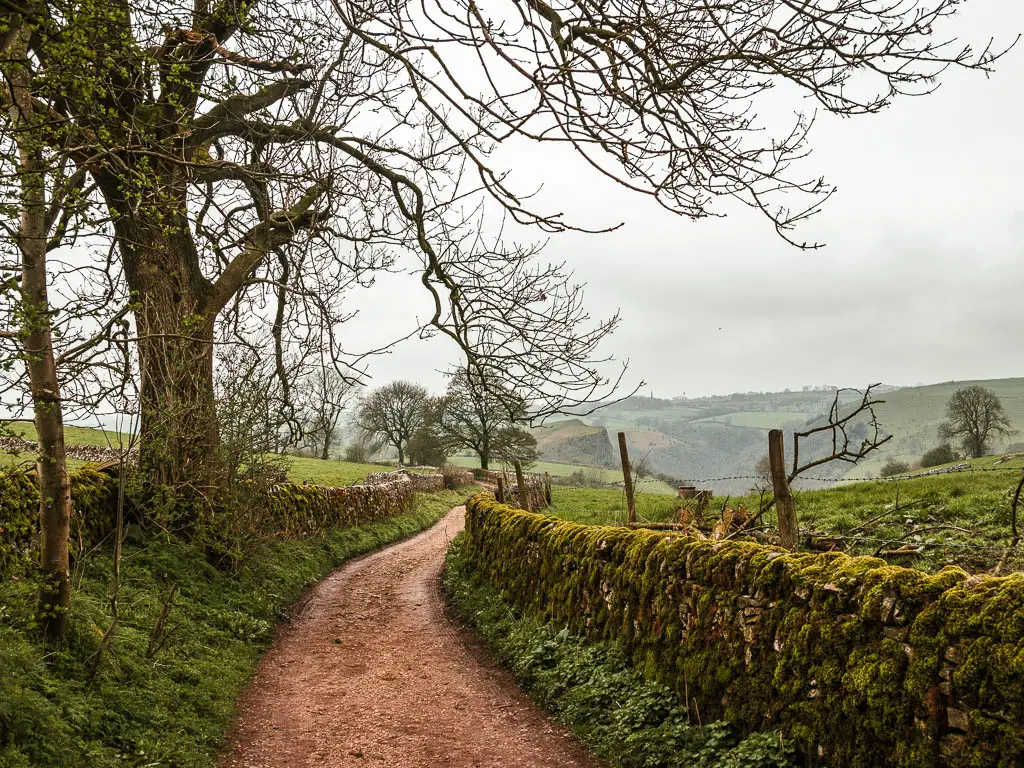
[347,1,1024,400]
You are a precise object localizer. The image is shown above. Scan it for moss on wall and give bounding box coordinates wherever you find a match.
[1,469,446,578]
[464,493,1024,767]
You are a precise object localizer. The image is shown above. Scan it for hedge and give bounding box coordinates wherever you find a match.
[464,493,1024,768]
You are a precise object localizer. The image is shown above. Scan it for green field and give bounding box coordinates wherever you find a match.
[536,452,1024,574]
[285,455,393,485]
[545,485,683,526]
[445,454,677,495]
[3,422,393,487]
[717,455,1024,574]
[4,421,132,448]
[841,378,1024,477]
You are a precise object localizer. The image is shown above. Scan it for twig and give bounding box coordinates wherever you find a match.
[146,584,178,659]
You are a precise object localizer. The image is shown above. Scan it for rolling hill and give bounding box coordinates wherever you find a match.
[532,379,1024,494]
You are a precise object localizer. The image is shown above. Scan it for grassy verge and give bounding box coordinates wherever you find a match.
[445,455,678,495]
[0,489,468,768]
[442,535,796,768]
[546,463,1024,573]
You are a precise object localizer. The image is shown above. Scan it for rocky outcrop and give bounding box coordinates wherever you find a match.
[534,422,616,467]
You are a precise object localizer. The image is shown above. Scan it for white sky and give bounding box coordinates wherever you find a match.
[342,1,1024,399]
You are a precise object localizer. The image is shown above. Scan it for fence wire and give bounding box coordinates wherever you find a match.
[678,464,1024,486]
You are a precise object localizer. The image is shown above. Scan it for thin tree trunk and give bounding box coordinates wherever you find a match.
[5,26,73,640]
[479,452,489,471]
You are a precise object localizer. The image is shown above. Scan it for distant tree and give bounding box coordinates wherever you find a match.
[437,370,533,470]
[921,444,957,468]
[880,459,911,478]
[939,386,1015,459]
[343,433,381,465]
[406,398,449,467]
[358,382,429,465]
[299,369,359,460]
[493,427,539,470]
[754,454,771,487]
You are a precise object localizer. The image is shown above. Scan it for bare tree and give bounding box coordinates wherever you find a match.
[0,0,1007,499]
[789,384,893,482]
[436,369,540,469]
[939,385,1015,459]
[358,381,429,465]
[298,368,359,460]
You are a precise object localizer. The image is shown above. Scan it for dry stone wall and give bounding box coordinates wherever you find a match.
[1,468,449,577]
[464,493,1024,768]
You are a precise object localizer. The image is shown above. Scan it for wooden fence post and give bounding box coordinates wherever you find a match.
[769,429,798,550]
[544,472,552,506]
[514,461,531,512]
[496,475,505,504]
[617,431,636,524]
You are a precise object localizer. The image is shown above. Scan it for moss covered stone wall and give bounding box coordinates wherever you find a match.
[464,493,1024,767]
[1,469,119,578]
[265,471,444,537]
[1,469,446,577]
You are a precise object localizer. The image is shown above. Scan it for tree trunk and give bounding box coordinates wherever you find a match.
[479,451,489,471]
[397,444,405,465]
[6,26,73,640]
[321,435,330,461]
[110,205,222,494]
[134,300,219,492]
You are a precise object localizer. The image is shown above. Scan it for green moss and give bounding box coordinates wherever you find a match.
[464,493,1024,767]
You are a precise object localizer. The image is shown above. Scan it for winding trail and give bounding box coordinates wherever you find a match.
[223,506,601,768]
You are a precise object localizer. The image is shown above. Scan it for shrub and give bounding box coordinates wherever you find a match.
[921,445,957,468]
[879,458,911,477]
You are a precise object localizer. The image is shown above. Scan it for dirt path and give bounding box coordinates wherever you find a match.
[223,506,601,768]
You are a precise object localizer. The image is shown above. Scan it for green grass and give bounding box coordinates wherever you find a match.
[740,456,1024,573]
[0,489,469,767]
[3,421,131,449]
[3,422,391,487]
[446,455,677,495]
[283,455,391,486]
[545,486,683,526]
[0,454,92,472]
[534,453,1024,574]
[443,535,796,768]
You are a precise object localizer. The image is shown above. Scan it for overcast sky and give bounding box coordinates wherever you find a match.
[343,1,1024,400]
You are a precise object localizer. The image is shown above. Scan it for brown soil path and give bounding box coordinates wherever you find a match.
[223,506,601,768]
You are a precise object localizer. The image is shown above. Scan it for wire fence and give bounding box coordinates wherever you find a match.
[678,463,1024,487]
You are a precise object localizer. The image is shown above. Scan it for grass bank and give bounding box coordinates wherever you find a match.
[442,535,796,768]
[545,463,1024,573]
[0,489,467,767]
[545,486,683,526]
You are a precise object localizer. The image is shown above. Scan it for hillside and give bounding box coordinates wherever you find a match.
[841,378,1024,477]
[531,419,617,467]
[534,379,1024,494]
